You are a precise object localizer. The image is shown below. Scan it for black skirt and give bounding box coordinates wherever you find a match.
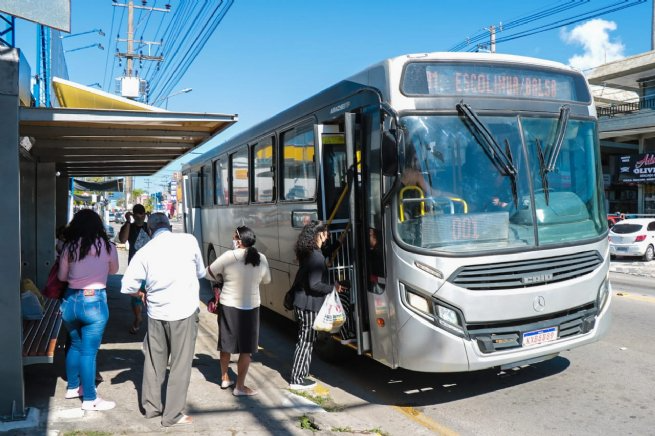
[217,305,260,354]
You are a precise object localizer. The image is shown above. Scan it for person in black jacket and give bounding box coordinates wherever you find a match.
[289,221,346,390]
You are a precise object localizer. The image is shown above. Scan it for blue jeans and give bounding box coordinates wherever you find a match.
[61,288,109,401]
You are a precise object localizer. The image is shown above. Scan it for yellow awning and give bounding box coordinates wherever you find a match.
[52,77,165,112]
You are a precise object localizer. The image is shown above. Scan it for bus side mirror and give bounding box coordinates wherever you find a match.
[382,130,398,176]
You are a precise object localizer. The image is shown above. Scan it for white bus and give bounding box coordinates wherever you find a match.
[182,52,611,372]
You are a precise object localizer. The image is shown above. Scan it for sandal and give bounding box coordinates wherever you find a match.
[233,387,258,397]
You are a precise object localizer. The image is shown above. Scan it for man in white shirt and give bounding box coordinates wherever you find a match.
[121,213,206,427]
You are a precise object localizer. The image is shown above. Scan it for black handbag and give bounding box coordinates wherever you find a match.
[284,266,303,311]
[283,286,296,311]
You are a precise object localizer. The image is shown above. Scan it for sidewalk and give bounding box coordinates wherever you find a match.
[17,245,391,436]
[609,259,655,278]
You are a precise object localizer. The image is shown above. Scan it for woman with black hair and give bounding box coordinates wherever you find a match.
[206,226,271,396]
[289,221,346,390]
[58,209,119,411]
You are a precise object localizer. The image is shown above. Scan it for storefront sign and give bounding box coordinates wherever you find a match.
[618,153,655,183]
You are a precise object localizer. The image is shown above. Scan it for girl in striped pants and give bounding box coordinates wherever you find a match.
[289,221,346,390]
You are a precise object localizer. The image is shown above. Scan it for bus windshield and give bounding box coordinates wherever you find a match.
[396,113,605,253]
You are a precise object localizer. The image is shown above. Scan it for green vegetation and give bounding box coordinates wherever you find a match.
[288,389,344,412]
[299,414,319,430]
[330,426,389,435]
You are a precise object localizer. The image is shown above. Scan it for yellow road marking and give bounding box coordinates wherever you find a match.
[393,405,459,435]
[313,383,330,396]
[615,291,655,304]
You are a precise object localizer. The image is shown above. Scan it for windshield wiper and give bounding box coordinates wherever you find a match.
[503,138,519,207]
[535,138,550,205]
[457,102,519,207]
[546,105,570,172]
[457,102,517,177]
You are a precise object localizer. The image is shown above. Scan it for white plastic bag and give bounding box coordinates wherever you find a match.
[312,289,346,333]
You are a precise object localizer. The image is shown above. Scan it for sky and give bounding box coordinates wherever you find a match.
[12,0,655,192]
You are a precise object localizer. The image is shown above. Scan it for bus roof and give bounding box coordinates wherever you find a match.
[183,52,583,171]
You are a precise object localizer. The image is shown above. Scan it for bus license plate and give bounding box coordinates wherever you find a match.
[522,327,558,347]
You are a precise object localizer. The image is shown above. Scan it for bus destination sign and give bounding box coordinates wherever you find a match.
[403,62,587,102]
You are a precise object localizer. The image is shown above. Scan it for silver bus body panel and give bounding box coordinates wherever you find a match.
[181,52,609,373]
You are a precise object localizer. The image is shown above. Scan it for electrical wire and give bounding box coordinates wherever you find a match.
[449,0,645,52]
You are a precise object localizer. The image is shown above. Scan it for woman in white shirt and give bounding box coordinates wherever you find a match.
[206,226,271,396]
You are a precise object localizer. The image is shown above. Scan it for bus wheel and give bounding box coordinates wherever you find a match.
[315,332,355,364]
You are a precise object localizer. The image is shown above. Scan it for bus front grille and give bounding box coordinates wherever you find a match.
[448,251,603,290]
[467,302,597,354]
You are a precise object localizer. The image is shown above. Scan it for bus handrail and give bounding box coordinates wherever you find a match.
[399,186,425,222]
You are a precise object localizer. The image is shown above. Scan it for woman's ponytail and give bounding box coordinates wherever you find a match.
[236,226,261,267]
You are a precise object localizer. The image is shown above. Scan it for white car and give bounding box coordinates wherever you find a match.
[609,218,655,262]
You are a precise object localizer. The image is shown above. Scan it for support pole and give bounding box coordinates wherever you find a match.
[0,48,27,420]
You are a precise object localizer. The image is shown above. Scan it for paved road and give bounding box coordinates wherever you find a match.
[279,270,654,436]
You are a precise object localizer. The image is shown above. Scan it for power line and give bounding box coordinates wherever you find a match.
[450,0,646,52]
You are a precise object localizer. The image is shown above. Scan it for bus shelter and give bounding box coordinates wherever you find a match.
[0,48,237,422]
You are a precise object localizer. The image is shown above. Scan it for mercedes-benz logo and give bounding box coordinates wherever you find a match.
[533,296,546,312]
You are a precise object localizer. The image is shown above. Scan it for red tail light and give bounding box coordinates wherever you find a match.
[634,235,647,242]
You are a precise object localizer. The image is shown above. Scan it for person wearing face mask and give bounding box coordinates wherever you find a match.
[118,204,150,334]
[206,226,271,396]
[288,220,346,390]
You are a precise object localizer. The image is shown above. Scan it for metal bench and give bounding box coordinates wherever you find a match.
[22,298,63,365]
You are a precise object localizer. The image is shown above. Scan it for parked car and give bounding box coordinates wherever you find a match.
[609,218,655,261]
[104,224,115,239]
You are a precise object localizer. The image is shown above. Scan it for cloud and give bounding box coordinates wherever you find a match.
[560,19,625,72]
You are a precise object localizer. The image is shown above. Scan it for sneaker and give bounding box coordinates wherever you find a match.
[289,378,317,390]
[81,397,116,411]
[65,387,83,399]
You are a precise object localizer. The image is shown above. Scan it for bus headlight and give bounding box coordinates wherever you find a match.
[597,274,611,312]
[404,285,434,317]
[435,303,466,337]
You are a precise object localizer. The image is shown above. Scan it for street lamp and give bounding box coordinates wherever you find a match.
[153,88,192,109]
[61,29,105,39]
[65,43,104,53]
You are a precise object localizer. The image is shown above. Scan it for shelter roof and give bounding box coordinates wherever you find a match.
[19,78,236,177]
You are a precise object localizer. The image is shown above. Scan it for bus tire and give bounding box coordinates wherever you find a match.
[315,332,354,364]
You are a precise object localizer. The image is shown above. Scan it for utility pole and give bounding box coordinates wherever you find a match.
[485,22,502,53]
[113,0,169,99]
[489,25,496,54]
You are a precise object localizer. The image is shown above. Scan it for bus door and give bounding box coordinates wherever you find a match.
[183,172,203,246]
[316,113,369,354]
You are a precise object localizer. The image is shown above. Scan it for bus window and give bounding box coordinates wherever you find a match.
[202,163,213,206]
[190,172,201,208]
[322,133,349,220]
[213,159,228,205]
[252,137,275,203]
[281,124,315,201]
[231,148,249,204]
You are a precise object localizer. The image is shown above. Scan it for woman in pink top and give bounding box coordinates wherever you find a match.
[58,209,119,411]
